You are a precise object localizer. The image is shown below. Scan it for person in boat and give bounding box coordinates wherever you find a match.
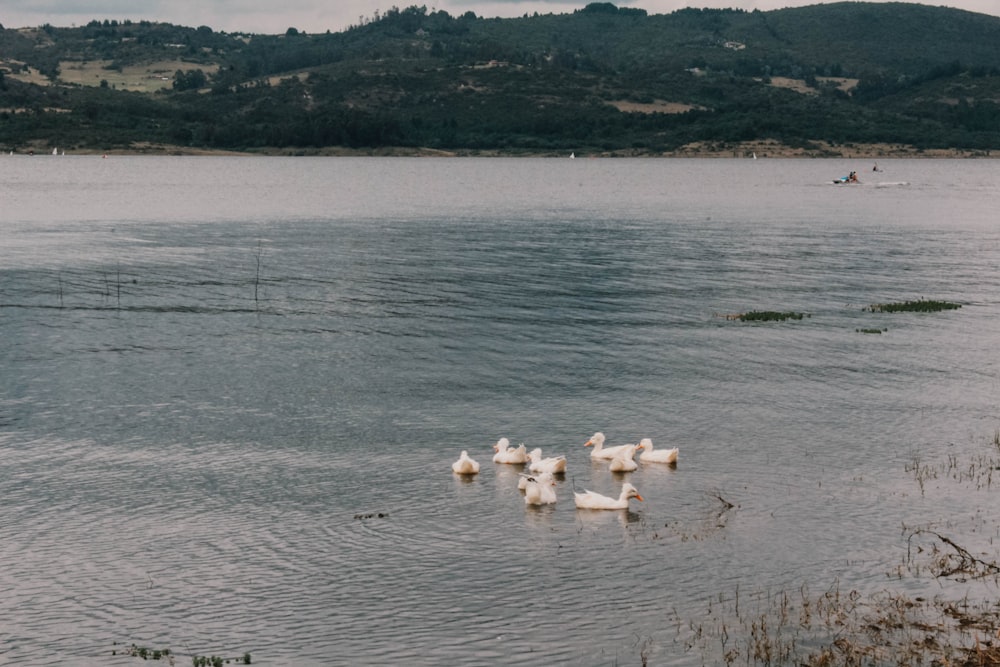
[848,171,858,183]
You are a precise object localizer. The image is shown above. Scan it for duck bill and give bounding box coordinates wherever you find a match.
[635,494,644,502]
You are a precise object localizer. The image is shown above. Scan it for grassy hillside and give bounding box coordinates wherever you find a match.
[2,2,1000,155]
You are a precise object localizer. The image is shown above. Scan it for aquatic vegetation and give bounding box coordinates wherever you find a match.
[112,644,171,661]
[112,643,251,665]
[191,652,252,666]
[735,311,807,322]
[906,529,1000,580]
[865,299,962,313]
[856,328,887,334]
[677,580,1000,666]
[253,240,264,310]
[904,431,1000,495]
[674,428,1000,665]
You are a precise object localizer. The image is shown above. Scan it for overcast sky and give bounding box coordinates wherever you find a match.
[3,1,999,35]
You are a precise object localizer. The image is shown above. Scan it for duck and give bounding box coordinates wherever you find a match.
[451,450,481,475]
[574,482,643,510]
[522,472,557,506]
[492,437,528,464]
[527,448,567,474]
[584,432,632,460]
[608,444,639,472]
[637,438,678,464]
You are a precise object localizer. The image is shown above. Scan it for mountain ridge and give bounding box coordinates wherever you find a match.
[2,2,1000,155]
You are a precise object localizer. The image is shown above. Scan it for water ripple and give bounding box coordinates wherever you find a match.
[3,158,1000,664]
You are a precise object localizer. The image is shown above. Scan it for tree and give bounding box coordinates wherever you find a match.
[172,69,207,91]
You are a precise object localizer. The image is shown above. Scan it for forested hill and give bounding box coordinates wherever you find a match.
[3,2,1000,155]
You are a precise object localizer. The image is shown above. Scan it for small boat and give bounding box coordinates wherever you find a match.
[834,171,860,184]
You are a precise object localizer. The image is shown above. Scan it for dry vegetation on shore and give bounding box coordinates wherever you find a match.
[671,430,1000,666]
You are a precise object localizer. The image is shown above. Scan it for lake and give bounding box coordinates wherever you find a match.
[2,155,1000,665]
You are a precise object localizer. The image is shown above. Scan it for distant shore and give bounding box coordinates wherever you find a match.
[22,139,996,158]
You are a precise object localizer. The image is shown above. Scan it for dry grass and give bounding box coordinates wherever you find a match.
[4,57,220,93]
[607,99,707,114]
[763,76,860,95]
[906,430,1000,497]
[55,59,220,93]
[817,76,860,92]
[1,60,52,86]
[672,581,1000,666]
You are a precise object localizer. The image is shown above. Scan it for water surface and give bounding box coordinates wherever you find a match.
[2,156,1000,665]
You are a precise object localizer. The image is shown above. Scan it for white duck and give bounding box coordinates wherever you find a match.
[584,432,632,460]
[637,438,679,464]
[527,448,567,474]
[451,450,481,475]
[492,437,528,464]
[608,444,639,472]
[574,482,644,510]
[522,472,557,506]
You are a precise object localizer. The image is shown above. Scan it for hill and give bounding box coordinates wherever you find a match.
[2,2,1000,156]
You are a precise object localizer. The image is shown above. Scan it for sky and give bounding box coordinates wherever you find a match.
[3,0,1000,35]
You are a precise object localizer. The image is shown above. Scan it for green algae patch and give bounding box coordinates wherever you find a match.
[865,299,962,313]
[738,310,808,322]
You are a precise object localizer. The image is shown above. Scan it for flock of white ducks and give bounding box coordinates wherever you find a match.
[451,431,678,510]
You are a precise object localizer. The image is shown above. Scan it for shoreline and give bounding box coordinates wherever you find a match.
[18,139,997,158]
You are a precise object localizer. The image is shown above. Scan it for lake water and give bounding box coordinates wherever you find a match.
[2,155,1000,665]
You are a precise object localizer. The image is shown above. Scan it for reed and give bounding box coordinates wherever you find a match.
[680,579,1000,665]
[253,240,263,309]
[675,428,1000,665]
[904,431,1000,493]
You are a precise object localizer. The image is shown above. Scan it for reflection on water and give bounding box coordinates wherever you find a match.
[1,157,1000,664]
